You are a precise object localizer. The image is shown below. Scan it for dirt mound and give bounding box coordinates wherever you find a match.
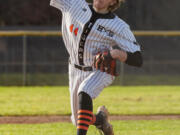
[0,115,180,124]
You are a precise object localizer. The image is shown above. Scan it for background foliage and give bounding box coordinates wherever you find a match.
[1,0,180,30]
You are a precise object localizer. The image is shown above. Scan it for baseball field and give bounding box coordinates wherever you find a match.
[0,86,180,135]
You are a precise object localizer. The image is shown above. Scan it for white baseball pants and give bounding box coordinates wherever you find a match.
[68,63,114,126]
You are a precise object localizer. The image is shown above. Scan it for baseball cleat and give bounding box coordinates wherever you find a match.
[96,106,114,135]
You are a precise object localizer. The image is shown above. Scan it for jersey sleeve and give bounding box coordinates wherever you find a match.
[50,0,72,12]
[115,26,141,53]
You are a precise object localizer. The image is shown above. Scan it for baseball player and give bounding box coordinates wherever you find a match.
[50,0,143,134]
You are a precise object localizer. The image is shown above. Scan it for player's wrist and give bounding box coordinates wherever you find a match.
[110,49,119,59]
[110,49,127,62]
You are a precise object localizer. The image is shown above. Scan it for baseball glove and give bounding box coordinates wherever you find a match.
[94,50,118,76]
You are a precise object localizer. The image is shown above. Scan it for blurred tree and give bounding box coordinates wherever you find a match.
[0,0,180,30]
[124,0,180,30]
[0,0,61,25]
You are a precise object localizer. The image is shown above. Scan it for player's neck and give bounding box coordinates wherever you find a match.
[93,6,109,14]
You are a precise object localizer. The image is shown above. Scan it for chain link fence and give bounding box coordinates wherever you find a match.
[0,31,180,86]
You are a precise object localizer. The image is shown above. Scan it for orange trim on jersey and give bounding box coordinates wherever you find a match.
[77,126,88,131]
[74,28,79,36]
[78,115,92,121]
[78,120,91,125]
[70,24,74,33]
[78,110,93,115]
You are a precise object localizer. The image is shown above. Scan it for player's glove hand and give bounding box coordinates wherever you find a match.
[94,50,118,76]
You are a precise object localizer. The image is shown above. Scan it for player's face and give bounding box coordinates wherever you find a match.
[93,0,116,12]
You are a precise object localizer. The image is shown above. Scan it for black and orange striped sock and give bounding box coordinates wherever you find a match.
[77,92,93,135]
[77,110,93,135]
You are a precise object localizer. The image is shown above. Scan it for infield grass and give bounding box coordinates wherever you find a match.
[0,86,180,116]
[1,73,180,86]
[0,120,180,135]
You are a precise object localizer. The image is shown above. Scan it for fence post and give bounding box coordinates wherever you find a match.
[22,35,27,86]
[120,62,124,86]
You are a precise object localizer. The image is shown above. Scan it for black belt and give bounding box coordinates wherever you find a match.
[69,59,93,71]
[74,64,93,71]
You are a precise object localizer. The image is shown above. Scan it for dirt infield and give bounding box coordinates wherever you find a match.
[0,115,180,124]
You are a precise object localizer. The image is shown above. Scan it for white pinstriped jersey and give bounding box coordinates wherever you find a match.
[50,0,141,126]
[50,0,141,66]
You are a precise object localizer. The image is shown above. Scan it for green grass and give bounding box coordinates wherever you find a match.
[1,73,180,86]
[115,74,180,85]
[0,73,69,86]
[0,86,180,116]
[0,120,180,135]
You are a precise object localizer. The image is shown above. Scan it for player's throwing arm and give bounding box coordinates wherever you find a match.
[50,0,143,135]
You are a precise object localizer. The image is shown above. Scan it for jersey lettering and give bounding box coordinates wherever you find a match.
[97,25,114,37]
